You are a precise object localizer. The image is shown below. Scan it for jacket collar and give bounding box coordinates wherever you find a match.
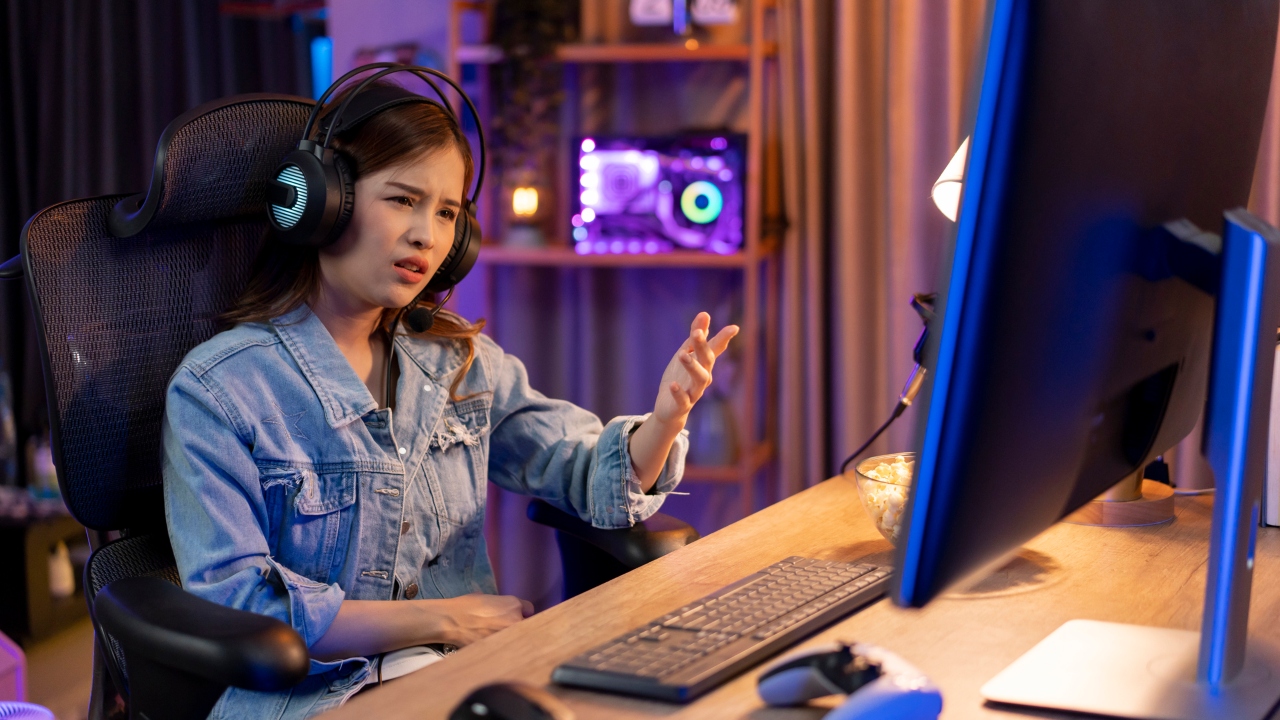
[271,305,379,429]
[270,304,469,427]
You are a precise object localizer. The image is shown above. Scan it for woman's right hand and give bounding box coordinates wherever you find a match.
[428,593,535,646]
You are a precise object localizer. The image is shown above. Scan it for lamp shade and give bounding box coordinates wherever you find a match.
[932,137,969,222]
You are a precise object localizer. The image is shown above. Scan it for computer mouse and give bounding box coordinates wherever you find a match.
[448,681,575,720]
[757,642,882,705]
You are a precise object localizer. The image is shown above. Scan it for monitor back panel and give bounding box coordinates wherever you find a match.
[895,0,1280,607]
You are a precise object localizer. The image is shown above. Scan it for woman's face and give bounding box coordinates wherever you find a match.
[317,146,467,314]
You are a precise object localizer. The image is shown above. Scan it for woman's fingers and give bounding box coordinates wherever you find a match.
[520,599,535,618]
[678,351,712,386]
[670,381,693,409]
[709,325,739,356]
[691,327,716,368]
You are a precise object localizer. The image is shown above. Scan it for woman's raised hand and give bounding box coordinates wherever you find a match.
[653,312,739,425]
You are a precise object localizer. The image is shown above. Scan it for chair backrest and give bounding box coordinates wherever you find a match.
[20,94,313,532]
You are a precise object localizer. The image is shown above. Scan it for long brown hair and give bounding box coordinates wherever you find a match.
[220,81,485,400]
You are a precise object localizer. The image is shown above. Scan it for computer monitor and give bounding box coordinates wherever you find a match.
[892,0,1280,717]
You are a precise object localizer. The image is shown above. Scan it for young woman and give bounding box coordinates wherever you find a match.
[161,82,736,719]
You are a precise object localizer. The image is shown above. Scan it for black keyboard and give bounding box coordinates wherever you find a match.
[552,556,891,702]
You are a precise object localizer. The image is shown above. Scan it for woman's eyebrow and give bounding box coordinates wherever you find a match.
[386,181,425,195]
[386,181,460,207]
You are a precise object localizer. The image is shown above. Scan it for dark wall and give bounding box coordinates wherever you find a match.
[0,0,320,482]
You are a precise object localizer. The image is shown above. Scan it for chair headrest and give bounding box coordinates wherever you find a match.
[108,94,314,237]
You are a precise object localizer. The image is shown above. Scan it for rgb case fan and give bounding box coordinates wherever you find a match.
[572,134,746,255]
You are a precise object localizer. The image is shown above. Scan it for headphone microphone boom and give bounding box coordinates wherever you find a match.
[404,287,454,333]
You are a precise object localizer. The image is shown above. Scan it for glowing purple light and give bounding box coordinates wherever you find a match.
[718,169,734,182]
[627,240,642,254]
[571,214,584,227]
[573,227,588,241]
[711,137,728,150]
[644,241,660,254]
[690,157,704,169]
[593,240,608,253]
[580,190,600,206]
[707,157,724,171]
[581,138,596,152]
[576,242,592,255]
[610,241,625,254]
[581,208,597,222]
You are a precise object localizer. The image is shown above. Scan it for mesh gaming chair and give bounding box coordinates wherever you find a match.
[9,93,698,720]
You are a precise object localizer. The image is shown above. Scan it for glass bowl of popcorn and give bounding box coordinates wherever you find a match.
[853,452,915,544]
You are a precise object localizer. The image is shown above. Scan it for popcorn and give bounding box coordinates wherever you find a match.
[857,455,914,543]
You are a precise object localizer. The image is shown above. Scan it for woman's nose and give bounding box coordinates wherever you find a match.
[407,219,436,249]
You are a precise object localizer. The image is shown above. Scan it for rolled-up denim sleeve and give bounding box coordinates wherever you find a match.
[482,337,688,529]
[162,367,344,655]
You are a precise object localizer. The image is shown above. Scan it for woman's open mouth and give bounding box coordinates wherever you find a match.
[393,259,427,283]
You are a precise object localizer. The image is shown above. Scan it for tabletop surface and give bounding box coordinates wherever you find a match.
[323,476,1280,719]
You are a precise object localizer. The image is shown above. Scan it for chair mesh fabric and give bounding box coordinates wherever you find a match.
[84,534,180,692]
[21,98,311,531]
[149,98,314,229]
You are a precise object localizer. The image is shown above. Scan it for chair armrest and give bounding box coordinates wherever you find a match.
[94,576,309,692]
[526,499,700,569]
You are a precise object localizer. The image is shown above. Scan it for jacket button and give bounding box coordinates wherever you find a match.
[405,583,419,599]
[401,521,411,535]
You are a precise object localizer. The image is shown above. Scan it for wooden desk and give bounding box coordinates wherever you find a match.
[325,476,1280,719]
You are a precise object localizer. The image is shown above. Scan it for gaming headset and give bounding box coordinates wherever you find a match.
[265,62,485,333]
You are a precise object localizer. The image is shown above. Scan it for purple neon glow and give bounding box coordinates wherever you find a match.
[581,138,596,152]
[711,136,728,150]
[581,208,596,222]
[571,214,583,227]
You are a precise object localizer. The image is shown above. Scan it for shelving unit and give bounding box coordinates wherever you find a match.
[448,1,780,517]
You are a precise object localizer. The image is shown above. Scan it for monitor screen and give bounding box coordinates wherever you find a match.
[572,134,746,256]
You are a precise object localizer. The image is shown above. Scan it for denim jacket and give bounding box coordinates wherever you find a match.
[161,304,687,719]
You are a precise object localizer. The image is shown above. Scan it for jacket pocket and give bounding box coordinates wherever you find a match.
[429,397,490,527]
[259,466,358,584]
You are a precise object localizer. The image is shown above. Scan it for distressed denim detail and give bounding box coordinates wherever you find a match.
[163,304,687,719]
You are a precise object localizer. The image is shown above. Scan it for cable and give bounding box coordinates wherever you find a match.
[836,364,928,476]
[838,403,906,476]
[835,293,937,477]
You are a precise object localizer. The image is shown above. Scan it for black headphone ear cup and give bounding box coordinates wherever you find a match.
[426,201,482,293]
[324,153,357,246]
[268,148,329,246]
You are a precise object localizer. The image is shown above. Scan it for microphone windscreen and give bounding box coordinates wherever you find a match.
[405,306,436,333]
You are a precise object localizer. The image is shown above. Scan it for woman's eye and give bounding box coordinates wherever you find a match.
[389,196,414,207]
[439,208,457,220]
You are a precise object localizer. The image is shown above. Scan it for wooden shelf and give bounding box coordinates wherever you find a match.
[683,441,775,483]
[456,42,776,65]
[477,244,772,269]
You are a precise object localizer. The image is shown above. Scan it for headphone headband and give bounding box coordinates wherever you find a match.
[303,63,486,201]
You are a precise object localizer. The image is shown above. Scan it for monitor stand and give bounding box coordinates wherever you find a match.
[982,209,1280,720]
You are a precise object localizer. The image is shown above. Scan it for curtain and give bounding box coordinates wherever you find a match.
[775,0,986,493]
[470,0,991,608]
[0,0,313,484]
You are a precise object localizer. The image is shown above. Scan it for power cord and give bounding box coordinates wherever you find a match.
[836,293,936,477]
